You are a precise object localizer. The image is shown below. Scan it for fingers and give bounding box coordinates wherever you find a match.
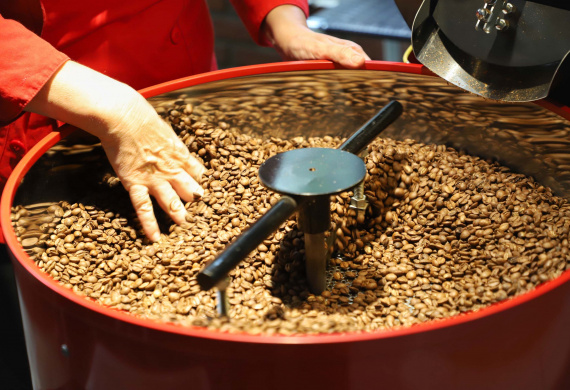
[128,172,204,242]
[149,182,189,227]
[168,134,206,182]
[124,142,205,242]
[170,171,205,203]
[129,184,160,242]
[184,153,207,183]
[101,93,208,242]
[325,38,370,68]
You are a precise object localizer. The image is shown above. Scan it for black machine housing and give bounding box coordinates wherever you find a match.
[406,0,570,103]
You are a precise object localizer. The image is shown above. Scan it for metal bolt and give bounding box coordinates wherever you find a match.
[215,277,230,317]
[502,2,516,14]
[61,344,70,357]
[350,150,369,221]
[495,18,509,31]
[350,185,368,211]
[476,8,491,22]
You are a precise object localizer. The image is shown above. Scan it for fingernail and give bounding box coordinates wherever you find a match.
[195,166,206,182]
[151,232,161,242]
[170,199,184,212]
[193,185,205,198]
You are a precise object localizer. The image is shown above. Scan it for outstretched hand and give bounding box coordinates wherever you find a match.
[263,5,371,68]
[99,94,205,242]
[26,61,205,242]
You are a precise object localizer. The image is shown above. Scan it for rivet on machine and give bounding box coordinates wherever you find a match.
[475,1,515,33]
[197,101,403,316]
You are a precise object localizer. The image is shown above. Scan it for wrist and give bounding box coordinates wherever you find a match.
[25,60,141,142]
[263,4,309,47]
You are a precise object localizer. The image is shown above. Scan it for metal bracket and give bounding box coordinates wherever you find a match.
[215,277,230,317]
[475,0,516,33]
[350,149,369,221]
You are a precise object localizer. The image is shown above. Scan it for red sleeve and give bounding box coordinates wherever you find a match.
[229,0,309,46]
[0,15,69,126]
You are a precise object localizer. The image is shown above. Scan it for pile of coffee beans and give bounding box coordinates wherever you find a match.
[11,71,570,335]
[12,134,570,334]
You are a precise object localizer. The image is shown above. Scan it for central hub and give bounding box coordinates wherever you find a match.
[259,147,366,196]
[259,147,367,293]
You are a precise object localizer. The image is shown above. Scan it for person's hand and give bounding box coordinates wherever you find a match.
[26,61,205,242]
[98,92,205,242]
[263,5,371,68]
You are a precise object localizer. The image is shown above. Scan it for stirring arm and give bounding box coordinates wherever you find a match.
[197,100,403,291]
[339,100,403,154]
[197,196,298,290]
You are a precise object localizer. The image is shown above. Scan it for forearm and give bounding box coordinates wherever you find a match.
[25,60,143,143]
[262,4,309,47]
[260,4,370,67]
[24,60,205,242]
[230,0,309,45]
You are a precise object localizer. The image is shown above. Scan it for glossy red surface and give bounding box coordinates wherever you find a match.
[2,61,570,389]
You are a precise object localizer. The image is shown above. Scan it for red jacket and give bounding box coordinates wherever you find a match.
[0,0,308,187]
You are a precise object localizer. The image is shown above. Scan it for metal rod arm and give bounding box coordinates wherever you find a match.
[339,100,403,155]
[197,196,298,290]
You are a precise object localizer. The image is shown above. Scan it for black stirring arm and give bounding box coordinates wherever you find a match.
[339,100,403,154]
[197,100,403,291]
[197,196,298,290]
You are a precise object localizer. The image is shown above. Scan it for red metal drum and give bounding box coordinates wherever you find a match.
[2,61,570,390]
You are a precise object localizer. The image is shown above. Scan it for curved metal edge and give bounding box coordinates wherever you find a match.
[411,0,568,102]
[1,60,570,345]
